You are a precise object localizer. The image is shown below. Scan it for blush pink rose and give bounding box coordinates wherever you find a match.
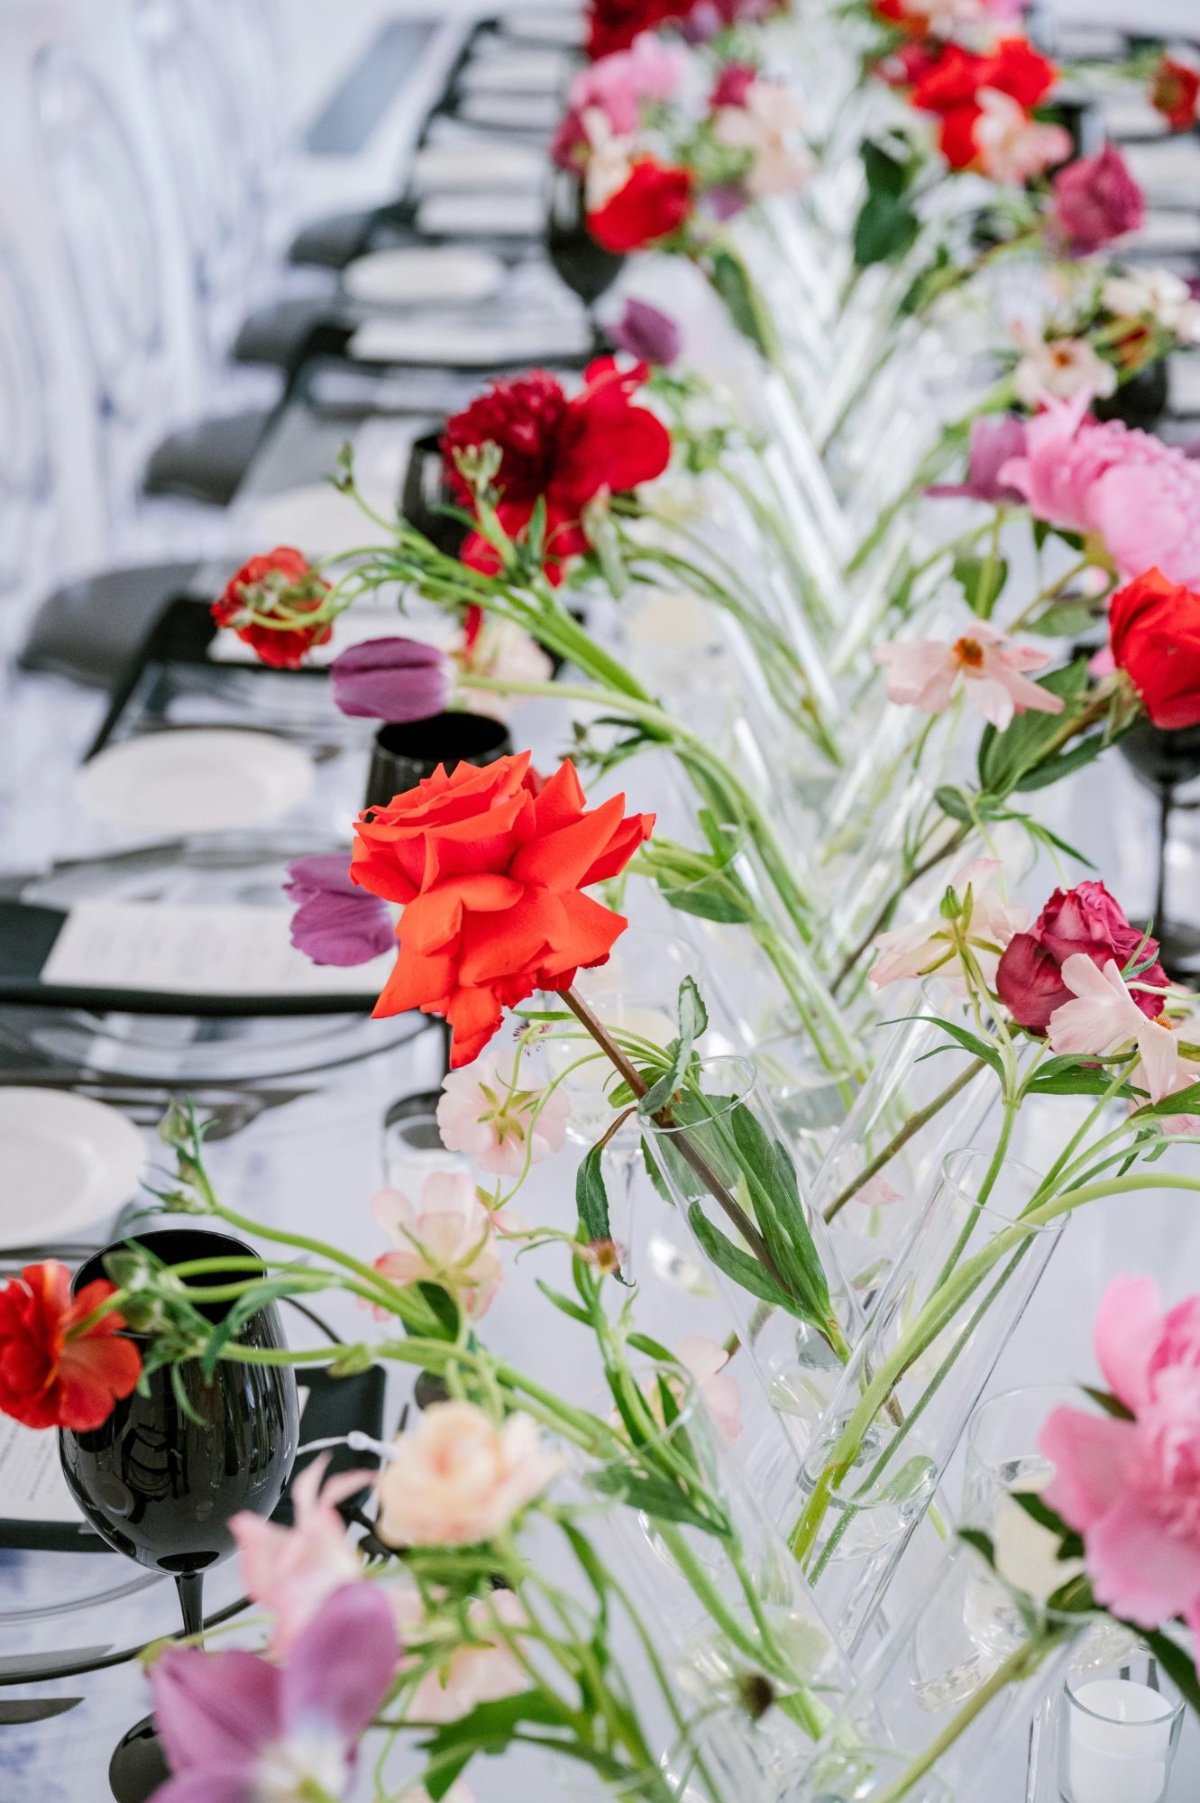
[1040,1276,1200,1639]
[376,1402,559,1547]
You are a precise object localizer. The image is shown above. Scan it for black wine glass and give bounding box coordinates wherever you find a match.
[1094,358,1171,432]
[401,432,469,560]
[1118,722,1200,981]
[364,711,513,810]
[60,1227,300,1803]
[545,167,625,312]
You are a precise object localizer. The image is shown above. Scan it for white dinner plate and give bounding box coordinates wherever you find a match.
[411,141,545,192]
[0,1088,144,1246]
[79,730,314,835]
[348,313,592,366]
[342,246,505,308]
[416,191,544,238]
[458,49,572,92]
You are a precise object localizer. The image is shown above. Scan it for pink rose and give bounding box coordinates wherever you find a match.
[996,880,1167,1033]
[371,1174,503,1318]
[1040,1276,1200,1639]
[1049,144,1145,256]
[376,1402,559,1547]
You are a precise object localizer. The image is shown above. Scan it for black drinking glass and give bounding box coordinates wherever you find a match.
[546,166,624,309]
[1094,358,1171,432]
[364,711,513,809]
[401,432,469,560]
[1119,722,1200,980]
[60,1227,300,1802]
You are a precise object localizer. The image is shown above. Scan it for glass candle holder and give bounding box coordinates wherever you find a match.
[1058,1651,1185,1803]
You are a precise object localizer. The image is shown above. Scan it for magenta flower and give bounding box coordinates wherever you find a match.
[1048,144,1145,256]
[1040,1277,1200,1640]
[610,297,682,367]
[927,414,1027,504]
[150,1584,398,1803]
[996,879,1168,1035]
[329,637,452,722]
[285,854,394,967]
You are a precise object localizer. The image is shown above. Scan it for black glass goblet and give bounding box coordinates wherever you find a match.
[1118,721,1200,981]
[1093,359,1171,433]
[401,432,469,560]
[546,167,625,311]
[60,1227,300,1803]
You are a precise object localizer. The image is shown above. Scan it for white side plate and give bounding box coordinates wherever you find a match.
[0,1089,144,1247]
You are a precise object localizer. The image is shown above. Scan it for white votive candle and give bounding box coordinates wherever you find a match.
[1064,1678,1178,1803]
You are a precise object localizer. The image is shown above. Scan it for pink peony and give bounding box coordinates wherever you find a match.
[564,32,684,138]
[1048,144,1146,256]
[376,1401,559,1547]
[231,1455,369,1655]
[873,620,1064,730]
[436,1055,571,1179]
[1040,1277,1200,1639]
[678,1336,743,1440]
[999,393,1200,587]
[371,1174,503,1319]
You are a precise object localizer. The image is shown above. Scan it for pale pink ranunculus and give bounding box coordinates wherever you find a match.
[371,1173,503,1319]
[1047,955,1178,1101]
[873,620,1064,730]
[678,1336,743,1441]
[712,81,810,198]
[408,1591,527,1723]
[376,1402,559,1547]
[231,1454,369,1655]
[870,858,1027,992]
[1039,1276,1200,1640]
[580,108,638,211]
[999,392,1200,587]
[1012,331,1116,411]
[973,89,1071,186]
[436,1055,571,1178]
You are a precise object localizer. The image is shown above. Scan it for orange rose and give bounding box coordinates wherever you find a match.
[352,754,654,1065]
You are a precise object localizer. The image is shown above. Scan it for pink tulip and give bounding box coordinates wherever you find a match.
[873,621,1064,730]
[371,1173,503,1319]
[285,854,395,968]
[1040,1277,1200,1640]
[376,1401,559,1548]
[926,413,1026,504]
[436,1055,571,1178]
[232,1455,370,1654]
[1047,955,1178,1100]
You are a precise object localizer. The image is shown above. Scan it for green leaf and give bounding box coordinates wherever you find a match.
[1138,1629,1200,1718]
[575,1143,611,1245]
[1013,733,1107,794]
[853,191,920,269]
[728,1104,832,1323]
[535,1279,592,1325]
[922,1015,1004,1082]
[1027,600,1097,639]
[588,1464,722,1532]
[420,1692,567,1784]
[1137,1079,1200,1119]
[640,978,709,1116]
[861,137,911,198]
[656,874,754,922]
[953,551,1008,620]
[708,249,769,355]
[977,659,1091,797]
[1081,1385,1134,1421]
[934,784,974,823]
[1011,1489,1069,1536]
[686,1203,799,1314]
[959,1527,997,1568]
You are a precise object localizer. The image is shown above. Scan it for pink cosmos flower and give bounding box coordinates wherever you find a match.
[436,1055,571,1178]
[407,1591,527,1722]
[1047,955,1178,1100]
[150,1585,398,1803]
[999,393,1200,587]
[376,1401,559,1547]
[1040,1276,1200,1641]
[678,1336,743,1440]
[1049,144,1146,256]
[399,1786,473,1803]
[973,89,1070,185]
[371,1174,503,1319]
[712,81,810,198]
[231,1455,369,1655]
[870,858,1027,991]
[873,620,1064,730]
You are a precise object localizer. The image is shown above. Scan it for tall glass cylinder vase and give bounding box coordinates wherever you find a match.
[788,1150,1067,1654]
[641,1056,864,1466]
[802,1543,1088,1802]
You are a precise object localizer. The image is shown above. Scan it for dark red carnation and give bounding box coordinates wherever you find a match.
[1110,568,1200,731]
[441,360,671,583]
[0,1264,142,1431]
[1150,56,1200,133]
[211,547,332,670]
[586,0,687,59]
[587,158,694,253]
[997,882,1167,1032]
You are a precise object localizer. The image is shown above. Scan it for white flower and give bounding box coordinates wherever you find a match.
[1103,268,1200,345]
[1013,329,1117,409]
[870,859,1027,992]
[437,1054,571,1178]
[581,107,637,211]
[973,90,1071,186]
[713,81,810,199]
[458,618,555,723]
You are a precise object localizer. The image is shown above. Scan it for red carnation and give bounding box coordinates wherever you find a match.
[911,37,1057,172]
[997,882,1167,1033]
[1150,56,1200,133]
[441,359,671,583]
[211,547,332,670]
[587,159,694,253]
[352,753,654,1066]
[1110,568,1200,731]
[0,1263,142,1431]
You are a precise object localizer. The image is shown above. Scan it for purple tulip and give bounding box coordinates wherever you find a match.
[610,297,682,368]
[927,415,1028,505]
[703,183,750,223]
[285,854,394,967]
[330,636,452,721]
[150,1585,398,1803]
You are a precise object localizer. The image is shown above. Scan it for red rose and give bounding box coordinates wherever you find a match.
[911,37,1057,166]
[938,103,984,171]
[1110,568,1200,731]
[211,547,332,670]
[441,360,671,583]
[1151,56,1200,133]
[0,1263,142,1431]
[351,753,654,1066]
[983,37,1058,109]
[587,159,694,253]
[911,44,991,115]
[997,881,1167,1033]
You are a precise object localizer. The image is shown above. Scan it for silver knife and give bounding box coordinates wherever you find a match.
[0,1698,83,1723]
[0,1649,110,1677]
